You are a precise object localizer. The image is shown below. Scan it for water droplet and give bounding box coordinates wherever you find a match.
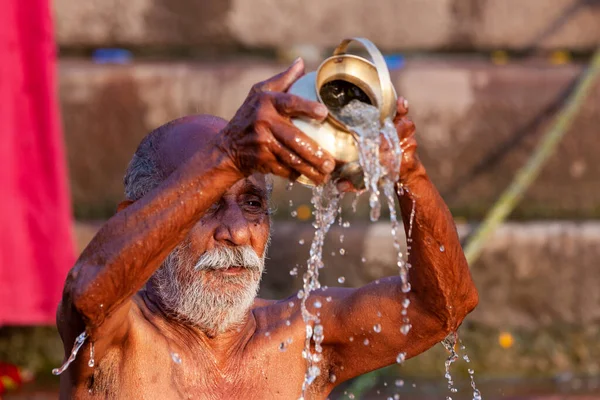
[402,298,411,308]
[314,324,324,336]
[440,245,445,252]
[401,282,411,293]
[349,336,354,342]
[339,248,345,255]
[348,393,355,399]
[330,374,337,383]
[394,395,400,400]
[52,331,89,375]
[337,276,345,284]
[400,324,412,335]
[305,325,313,338]
[326,296,332,302]
[363,338,370,345]
[286,182,294,191]
[373,324,382,333]
[361,257,367,263]
[314,300,322,308]
[265,331,270,337]
[331,251,336,256]
[297,290,304,299]
[290,267,298,276]
[289,301,295,308]
[286,320,291,326]
[171,352,182,364]
[396,352,406,363]
[291,210,298,217]
[395,379,404,387]
[87,341,95,368]
[339,234,344,243]
[342,221,350,228]
[298,239,305,245]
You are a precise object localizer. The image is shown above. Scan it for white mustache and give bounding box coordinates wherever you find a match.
[193,246,263,271]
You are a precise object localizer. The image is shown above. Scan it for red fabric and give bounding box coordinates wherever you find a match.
[0,0,75,325]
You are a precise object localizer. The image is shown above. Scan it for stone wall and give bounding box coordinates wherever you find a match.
[55,0,600,51]
[60,59,600,219]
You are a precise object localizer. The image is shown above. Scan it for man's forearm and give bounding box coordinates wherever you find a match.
[397,164,478,330]
[68,148,243,328]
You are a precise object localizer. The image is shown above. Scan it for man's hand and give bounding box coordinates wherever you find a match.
[386,96,420,184]
[216,58,336,185]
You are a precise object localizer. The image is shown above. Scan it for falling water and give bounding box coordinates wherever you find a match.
[461,340,483,400]
[300,181,343,397]
[338,100,413,341]
[52,331,89,375]
[441,333,483,400]
[300,99,412,396]
[442,332,460,399]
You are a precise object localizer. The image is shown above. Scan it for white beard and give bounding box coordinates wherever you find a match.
[152,244,266,335]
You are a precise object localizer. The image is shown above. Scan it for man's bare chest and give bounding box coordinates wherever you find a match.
[87,329,331,399]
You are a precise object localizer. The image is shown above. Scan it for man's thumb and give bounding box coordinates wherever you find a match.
[264,57,305,92]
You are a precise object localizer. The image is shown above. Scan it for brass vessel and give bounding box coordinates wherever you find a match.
[288,37,397,188]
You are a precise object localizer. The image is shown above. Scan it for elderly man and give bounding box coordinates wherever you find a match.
[57,58,478,399]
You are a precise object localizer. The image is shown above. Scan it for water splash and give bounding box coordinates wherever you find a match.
[461,340,483,400]
[88,341,95,367]
[442,332,460,398]
[171,352,182,364]
[300,181,343,397]
[299,99,413,393]
[52,331,88,375]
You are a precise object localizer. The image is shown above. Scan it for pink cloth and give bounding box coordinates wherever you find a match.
[0,0,75,325]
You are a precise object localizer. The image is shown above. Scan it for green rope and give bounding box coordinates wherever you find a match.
[465,49,600,265]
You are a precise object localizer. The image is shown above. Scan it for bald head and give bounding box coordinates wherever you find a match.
[124,115,271,202]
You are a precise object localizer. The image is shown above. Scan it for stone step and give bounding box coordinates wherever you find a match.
[60,59,600,219]
[54,0,600,52]
[73,220,600,330]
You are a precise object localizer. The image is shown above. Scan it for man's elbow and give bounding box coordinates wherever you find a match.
[450,283,479,330]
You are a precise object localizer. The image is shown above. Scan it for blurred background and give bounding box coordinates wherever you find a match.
[1,0,600,398]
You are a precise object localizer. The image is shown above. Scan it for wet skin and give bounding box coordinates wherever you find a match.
[57,59,478,399]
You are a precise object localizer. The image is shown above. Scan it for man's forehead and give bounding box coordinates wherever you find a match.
[230,174,267,193]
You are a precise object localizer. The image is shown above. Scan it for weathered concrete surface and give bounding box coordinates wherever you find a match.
[60,59,600,219]
[54,0,600,51]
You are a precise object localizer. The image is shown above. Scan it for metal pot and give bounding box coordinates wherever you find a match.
[288,37,397,188]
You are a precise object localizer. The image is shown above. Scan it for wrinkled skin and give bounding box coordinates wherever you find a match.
[57,59,478,399]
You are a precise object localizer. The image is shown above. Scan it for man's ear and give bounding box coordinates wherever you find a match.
[117,200,134,213]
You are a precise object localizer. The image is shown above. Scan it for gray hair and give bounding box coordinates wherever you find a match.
[123,127,166,201]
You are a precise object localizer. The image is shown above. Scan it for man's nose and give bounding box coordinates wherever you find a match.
[213,204,251,247]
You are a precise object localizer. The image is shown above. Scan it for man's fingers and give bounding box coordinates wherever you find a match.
[269,140,328,185]
[395,116,416,141]
[271,118,336,175]
[394,96,409,124]
[273,93,329,121]
[259,58,306,93]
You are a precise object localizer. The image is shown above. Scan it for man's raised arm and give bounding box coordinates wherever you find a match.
[57,58,336,355]
[315,99,478,383]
